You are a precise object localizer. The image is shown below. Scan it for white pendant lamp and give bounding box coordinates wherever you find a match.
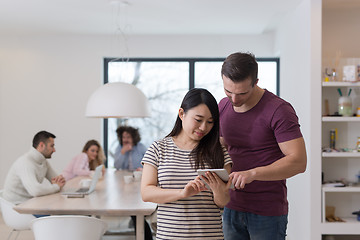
[85,82,151,118]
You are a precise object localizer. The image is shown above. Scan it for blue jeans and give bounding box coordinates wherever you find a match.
[223,207,288,240]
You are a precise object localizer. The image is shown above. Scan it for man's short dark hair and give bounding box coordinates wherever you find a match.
[32,131,56,148]
[221,52,258,86]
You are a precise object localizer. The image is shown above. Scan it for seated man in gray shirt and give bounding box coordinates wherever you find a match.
[3,130,65,205]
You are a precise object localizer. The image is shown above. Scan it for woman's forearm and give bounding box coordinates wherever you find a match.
[213,189,230,208]
[141,185,184,204]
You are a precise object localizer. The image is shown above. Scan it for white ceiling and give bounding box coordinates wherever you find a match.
[0,0,305,36]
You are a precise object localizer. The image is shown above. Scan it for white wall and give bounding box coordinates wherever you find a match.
[0,35,105,184]
[0,33,275,186]
[274,0,322,239]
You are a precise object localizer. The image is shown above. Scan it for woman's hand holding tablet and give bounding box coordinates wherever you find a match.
[197,169,234,189]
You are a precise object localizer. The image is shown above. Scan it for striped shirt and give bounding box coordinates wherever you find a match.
[142,137,232,240]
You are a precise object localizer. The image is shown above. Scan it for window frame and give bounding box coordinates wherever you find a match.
[102,57,280,166]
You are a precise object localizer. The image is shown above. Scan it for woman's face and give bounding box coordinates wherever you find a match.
[86,145,99,162]
[179,103,214,142]
[122,131,134,146]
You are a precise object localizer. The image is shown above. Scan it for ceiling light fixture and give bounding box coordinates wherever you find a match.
[85,82,150,118]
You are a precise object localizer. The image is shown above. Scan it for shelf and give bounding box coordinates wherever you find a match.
[322,186,360,192]
[322,152,360,157]
[322,81,360,87]
[321,218,360,235]
[322,116,360,122]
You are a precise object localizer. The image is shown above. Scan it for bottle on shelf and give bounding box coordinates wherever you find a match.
[338,88,353,117]
[357,137,360,152]
[330,129,336,149]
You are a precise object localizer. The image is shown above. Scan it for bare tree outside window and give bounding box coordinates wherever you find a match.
[106,61,188,167]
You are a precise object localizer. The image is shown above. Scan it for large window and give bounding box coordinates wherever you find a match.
[104,58,279,167]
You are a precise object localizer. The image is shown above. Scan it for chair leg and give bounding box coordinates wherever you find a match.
[6,229,20,240]
[6,229,14,240]
[14,231,20,240]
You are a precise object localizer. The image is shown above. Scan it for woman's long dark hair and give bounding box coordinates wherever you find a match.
[166,88,224,170]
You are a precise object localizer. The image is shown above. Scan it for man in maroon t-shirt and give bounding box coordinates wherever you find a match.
[219,52,307,240]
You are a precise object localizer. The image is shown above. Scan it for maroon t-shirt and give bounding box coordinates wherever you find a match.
[219,90,302,216]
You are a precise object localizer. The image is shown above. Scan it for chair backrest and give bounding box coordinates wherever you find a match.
[0,191,35,230]
[31,215,108,240]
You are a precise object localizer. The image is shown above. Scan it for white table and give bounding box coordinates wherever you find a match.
[14,169,157,240]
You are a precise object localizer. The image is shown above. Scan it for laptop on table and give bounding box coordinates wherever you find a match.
[61,165,103,196]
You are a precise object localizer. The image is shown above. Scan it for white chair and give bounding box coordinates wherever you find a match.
[31,215,108,240]
[0,190,36,240]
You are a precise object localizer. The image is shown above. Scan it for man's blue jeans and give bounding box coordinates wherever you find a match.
[223,207,288,240]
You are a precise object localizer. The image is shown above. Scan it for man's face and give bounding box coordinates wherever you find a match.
[122,131,134,146]
[222,75,256,108]
[40,138,56,158]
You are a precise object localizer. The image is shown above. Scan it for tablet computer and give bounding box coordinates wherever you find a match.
[197,168,234,188]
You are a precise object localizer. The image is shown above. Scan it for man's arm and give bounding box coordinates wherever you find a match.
[114,145,125,170]
[20,166,61,197]
[46,161,59,180]
[230,137,307,189]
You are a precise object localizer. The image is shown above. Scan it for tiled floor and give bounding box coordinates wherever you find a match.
[0,215,143,240]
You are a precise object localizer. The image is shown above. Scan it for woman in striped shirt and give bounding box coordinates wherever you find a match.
[141,88,232,240]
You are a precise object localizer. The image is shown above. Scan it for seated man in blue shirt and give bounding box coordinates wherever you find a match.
[114,126,147,171]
